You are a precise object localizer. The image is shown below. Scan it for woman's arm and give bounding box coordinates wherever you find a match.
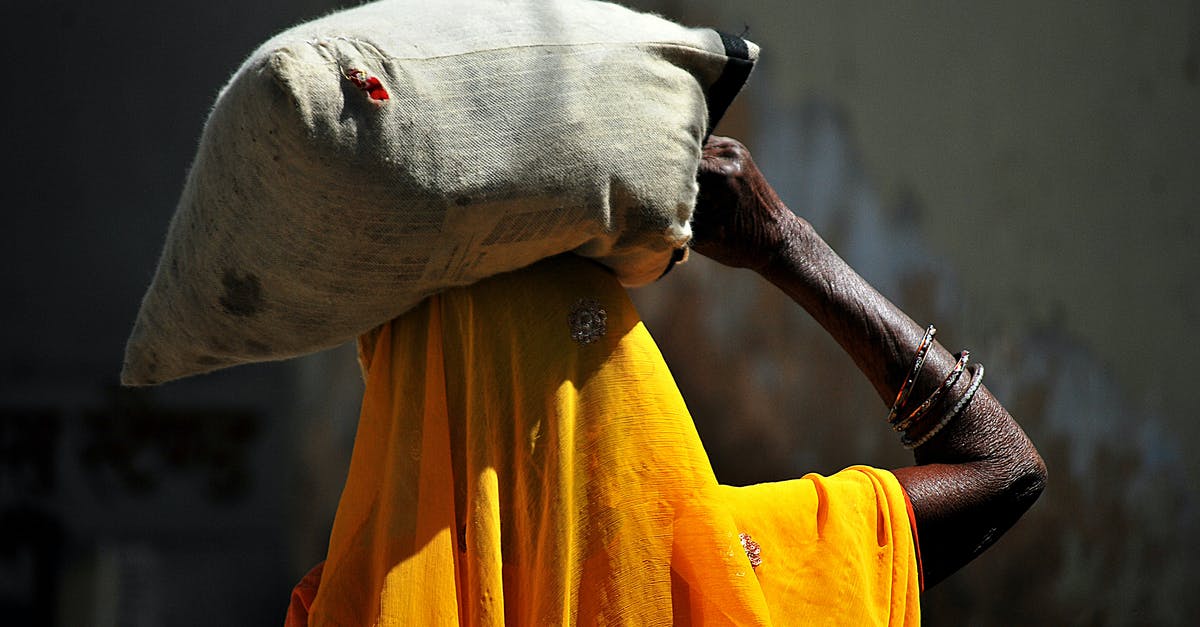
[691,136,1046,587]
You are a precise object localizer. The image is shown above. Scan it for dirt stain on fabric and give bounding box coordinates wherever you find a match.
[244,339,272,355]
[219,270,264,317]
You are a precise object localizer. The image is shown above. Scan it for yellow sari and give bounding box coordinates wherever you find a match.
[294,256,921,625]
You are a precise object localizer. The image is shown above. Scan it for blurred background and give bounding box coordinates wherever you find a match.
[2,0,1197,624]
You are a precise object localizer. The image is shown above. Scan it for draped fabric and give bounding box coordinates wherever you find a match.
[297,256,921,626]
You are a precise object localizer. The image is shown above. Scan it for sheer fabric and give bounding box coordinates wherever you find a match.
[299,256,920,626]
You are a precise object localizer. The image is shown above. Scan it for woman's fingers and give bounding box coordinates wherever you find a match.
[692,137,795,270]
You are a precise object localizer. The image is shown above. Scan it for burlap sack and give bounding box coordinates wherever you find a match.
[122,0,757,385]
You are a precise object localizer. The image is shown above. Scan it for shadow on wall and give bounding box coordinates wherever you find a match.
[632,97,1199,626]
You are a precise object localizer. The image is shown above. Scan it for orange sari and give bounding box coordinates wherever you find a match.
[291,256,920,625]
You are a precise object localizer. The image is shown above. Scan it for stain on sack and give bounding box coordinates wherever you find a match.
[244,339,271,355]
[208,336,235,354]
[219,270,263,317]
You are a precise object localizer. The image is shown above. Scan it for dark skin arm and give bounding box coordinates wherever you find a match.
[690,136,1047,587]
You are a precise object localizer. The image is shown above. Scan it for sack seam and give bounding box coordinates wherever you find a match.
[297,36,740,66]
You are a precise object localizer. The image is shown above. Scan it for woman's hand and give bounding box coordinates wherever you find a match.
[691,136,798,272]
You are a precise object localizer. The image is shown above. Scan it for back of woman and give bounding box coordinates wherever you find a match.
[296,256,921,626]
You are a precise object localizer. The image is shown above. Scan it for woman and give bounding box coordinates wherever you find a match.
[286,137,1046,625]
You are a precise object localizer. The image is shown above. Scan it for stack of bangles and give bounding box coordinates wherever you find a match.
[887,325,985,449]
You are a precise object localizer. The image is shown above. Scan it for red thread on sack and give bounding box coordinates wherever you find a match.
[344,68,389,101]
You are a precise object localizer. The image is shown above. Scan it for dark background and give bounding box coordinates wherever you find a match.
[3,1,1198,625]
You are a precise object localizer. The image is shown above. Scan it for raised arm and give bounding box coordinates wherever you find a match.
[690,136,1046,587]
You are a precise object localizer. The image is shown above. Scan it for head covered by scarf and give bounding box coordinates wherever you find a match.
[291,255,921,626]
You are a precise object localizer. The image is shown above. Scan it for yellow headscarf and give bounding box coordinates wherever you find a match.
[298,256,921,625]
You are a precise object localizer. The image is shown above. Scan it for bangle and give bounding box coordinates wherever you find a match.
[893,350,970,432]
[886,325,936,425]
[901,363,985,449]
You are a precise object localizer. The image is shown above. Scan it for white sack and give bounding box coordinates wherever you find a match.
[122,0,757,385]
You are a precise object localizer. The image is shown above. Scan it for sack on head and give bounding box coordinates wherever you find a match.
[121,0,757,385]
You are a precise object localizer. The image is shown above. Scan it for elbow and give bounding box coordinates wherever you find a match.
[1000,439,1047,520]
[1012,451,1047,512]
[1024,444,1048,498]
[977,405,1047,519]
[964,443,1046,561]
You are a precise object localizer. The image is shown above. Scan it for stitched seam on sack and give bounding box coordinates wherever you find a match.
[301,37,738,65]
